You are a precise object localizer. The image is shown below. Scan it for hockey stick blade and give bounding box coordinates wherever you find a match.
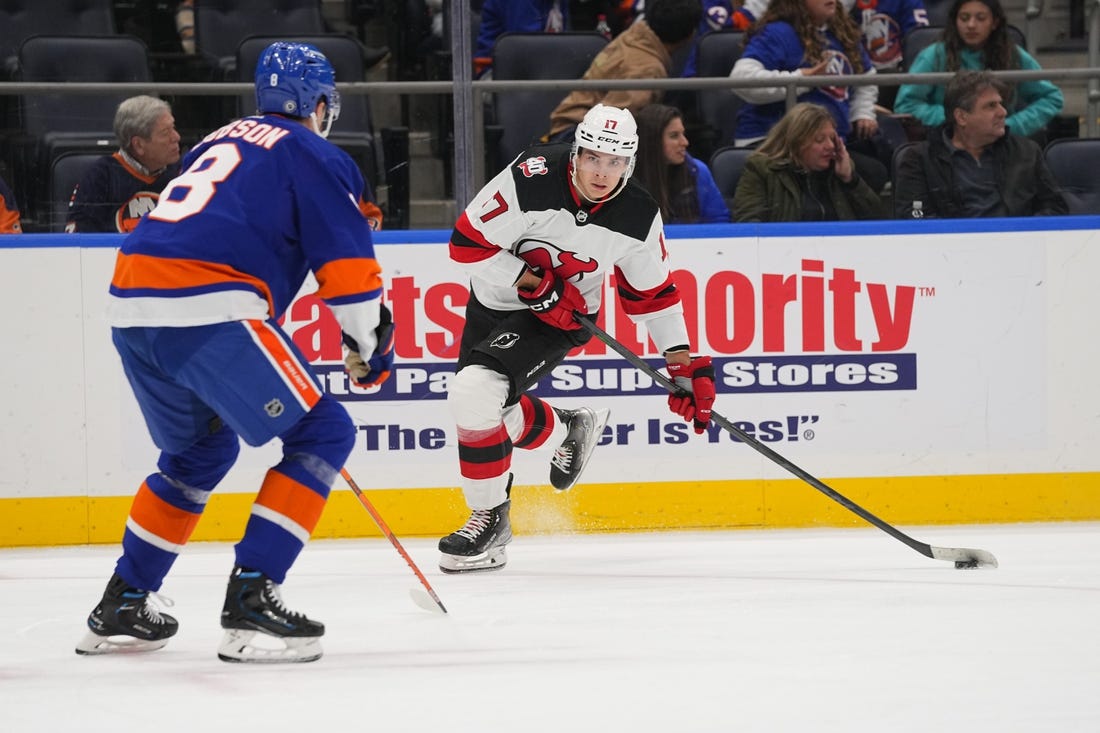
[931,546,999,569]
[409,587,448,615]
[575,315,999,570]
[341,468,449,614]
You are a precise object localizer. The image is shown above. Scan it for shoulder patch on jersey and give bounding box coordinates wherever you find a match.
[517,156,549,177]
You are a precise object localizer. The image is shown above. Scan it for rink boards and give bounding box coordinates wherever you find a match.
[2,219,1098,546]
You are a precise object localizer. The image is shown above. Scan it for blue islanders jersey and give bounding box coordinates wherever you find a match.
[737,21,874,141]
[107,115,383,329]
[66,153,180,233]
[850,0,929,70]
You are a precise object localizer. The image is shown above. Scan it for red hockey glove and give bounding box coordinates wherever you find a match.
[667,356,716,434]
[517,268,587,331]
[342,304,395,388]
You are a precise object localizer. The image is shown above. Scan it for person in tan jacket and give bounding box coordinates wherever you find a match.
[547,0,702,140]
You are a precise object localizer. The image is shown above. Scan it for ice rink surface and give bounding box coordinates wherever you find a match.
[3,521,1098,732]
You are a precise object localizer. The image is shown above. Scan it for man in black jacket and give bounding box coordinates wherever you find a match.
[894,70,1067,219]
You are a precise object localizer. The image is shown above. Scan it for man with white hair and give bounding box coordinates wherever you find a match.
[65,95,182,233]
[441,103,717,573]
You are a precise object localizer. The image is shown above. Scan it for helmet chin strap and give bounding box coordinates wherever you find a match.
[308,110,332,138]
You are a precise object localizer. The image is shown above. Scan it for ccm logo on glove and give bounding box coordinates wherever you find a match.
[517,268,587,331]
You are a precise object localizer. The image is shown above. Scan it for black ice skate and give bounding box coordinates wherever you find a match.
[438,499,512,573]
[549,407,610,491]
[217,566,324,664]
[75,573,179,656]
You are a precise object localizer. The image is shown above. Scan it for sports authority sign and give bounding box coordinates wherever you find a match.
[2,221,1097,508]
[240,227,1045,487]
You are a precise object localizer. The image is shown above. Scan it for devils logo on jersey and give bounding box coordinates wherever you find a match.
[515,238,599,282]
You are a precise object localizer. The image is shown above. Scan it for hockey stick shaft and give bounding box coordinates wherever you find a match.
[340,467,448,614]
[576,316,995,566]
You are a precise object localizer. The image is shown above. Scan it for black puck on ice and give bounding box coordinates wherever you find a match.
[955,559,979,569]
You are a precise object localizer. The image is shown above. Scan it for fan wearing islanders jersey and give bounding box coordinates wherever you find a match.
[65,95,181,233]
[76,43,394,665]
[730,0,878,146]
[846,0,929,72]
[438,104,717,574]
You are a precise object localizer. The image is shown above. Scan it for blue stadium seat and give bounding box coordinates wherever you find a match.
[708,145,754,216]
[195,0,325,78]
[487,32,608,171]
[694,30,746,157]
[1044,138,1100,215]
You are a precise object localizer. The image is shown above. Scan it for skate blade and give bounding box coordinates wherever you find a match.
[439,545,507,574]
[75,629,169,656]
[217,628,323,664]
[554,407,611,492]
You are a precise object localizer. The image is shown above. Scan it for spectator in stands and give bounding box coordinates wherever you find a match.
[475,1,569,78]
[729,0,889,193]
[634,103,730,222]
[845,0,930,108]
[0,174,22,233]
[732,102,886,221]
[892,70,1067,218]
[175,0,196,54]
[893,0,1062,140]
[65,96,182,234]
[547,0,703,141]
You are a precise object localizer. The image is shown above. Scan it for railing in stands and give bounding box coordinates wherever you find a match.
[2,65,1099,217]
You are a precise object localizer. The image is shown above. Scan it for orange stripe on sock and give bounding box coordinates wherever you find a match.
[128,481,202,545]
[245,320,322,410]
[255,470,327,534]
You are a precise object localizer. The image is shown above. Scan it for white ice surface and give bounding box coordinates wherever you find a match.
[3,522,1099,732]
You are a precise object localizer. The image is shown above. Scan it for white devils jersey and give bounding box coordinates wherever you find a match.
[449,143,690,353]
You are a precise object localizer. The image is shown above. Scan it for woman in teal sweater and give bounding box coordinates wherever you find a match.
[893,0,1062,138]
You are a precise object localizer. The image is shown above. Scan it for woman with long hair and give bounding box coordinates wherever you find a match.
[730,0,877,145]
[893,0,1062,138]
[729,0,888,191]
[732,102,886,221]
[633,104,730,223]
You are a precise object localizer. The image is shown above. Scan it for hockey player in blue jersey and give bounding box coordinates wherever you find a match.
[75,42,394,664]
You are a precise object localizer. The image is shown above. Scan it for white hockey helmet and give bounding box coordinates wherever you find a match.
[574,103,639,158]
[571,104,639,200]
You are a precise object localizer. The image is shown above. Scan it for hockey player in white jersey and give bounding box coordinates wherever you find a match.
[441,103,717,573]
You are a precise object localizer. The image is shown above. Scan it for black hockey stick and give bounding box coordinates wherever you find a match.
[576,315,998,569]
